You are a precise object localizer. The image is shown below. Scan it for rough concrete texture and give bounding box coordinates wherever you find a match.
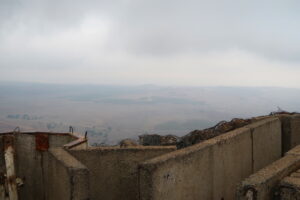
[48,133,76,147]
[0,136,6,185]
[286,145,300,156]
[280,175,300,200]
[237,153,300,200]
[13,133,76,200]
[279,114,300,154]
[139,128,252,200]
[44,148,89,200]
[290,114,300,150]
[0,115,297,200]
[15,133,44,200]
[245,117,282,172]
[139,118,282,200]
[69,146,176,200]
[64,137,88,150]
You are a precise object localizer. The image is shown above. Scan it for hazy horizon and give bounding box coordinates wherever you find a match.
[0,82,299,144]
[1,80,300,90]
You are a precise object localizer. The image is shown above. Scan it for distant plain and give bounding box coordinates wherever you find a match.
[0,82,299,145]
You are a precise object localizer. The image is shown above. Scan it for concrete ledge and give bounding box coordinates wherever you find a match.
[237,153,300,200]
[64,137,88,150]
[281,176,300,190]
[45,148,89,200]
[49,148,87,169]
[279,176,300,199]
[286,145,300,156]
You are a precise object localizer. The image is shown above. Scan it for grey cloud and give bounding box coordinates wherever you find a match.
[0,0,300,86]
[2,0,300,60]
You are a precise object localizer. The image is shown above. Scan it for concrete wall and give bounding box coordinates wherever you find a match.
[280,114,300,154]
[139,118,282,200]
[245,118,282,171]
[3,132,76,200]
[0,135,6,190]
[69,146,176,200]
[43,148,89,200]
[236,153,300,200]
[16,133,44,200]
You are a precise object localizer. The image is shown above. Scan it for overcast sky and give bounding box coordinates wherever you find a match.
[0,0,300,87]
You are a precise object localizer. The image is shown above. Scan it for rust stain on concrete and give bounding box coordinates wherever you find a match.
[35,133,49,151]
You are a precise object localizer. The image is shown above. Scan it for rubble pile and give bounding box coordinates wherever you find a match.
[137,111,299,149]
[139,134,179,146]
[176,118,252,149]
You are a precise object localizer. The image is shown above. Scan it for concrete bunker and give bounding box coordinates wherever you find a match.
[0,114,299,199]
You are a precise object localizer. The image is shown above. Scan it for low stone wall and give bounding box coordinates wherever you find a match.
[138,118,281,200]
[44,148,89,200]
[69,146,176,200]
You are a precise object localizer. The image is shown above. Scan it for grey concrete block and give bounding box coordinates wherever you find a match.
[45,147,89,200]
[246,118,282,172]
[69,146,175,200]
[237,153,300,200]
[139,128,252,200]
[279,114,300,154]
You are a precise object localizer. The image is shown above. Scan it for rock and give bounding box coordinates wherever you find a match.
[177,118,252,149]
[119,139,138,147]
[139,134,179,146]
[160,135,179,146]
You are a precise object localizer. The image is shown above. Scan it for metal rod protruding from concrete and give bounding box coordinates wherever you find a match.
[12,127,20,135]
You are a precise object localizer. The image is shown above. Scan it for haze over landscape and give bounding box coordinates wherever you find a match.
[0,82,299,144]
[0,0,300,144]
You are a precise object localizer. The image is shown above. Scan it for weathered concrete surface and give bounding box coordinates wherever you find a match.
[139,118,283,200]
[237,154,300,200]
[49,133,76,147]
[279,175,300,199]
[14,133,76,200]
[64,137,88,150]
[15,133,44,200]
[44,148,89,200]
[280,114,300,154]
[290,115,300,150]
[3,135,18,200]
[0,135,6,193]
[69,146,175,200]
[211,128,253,200]
[139,128,252,200]
[245,117,282,172]
[286,145,300,156]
